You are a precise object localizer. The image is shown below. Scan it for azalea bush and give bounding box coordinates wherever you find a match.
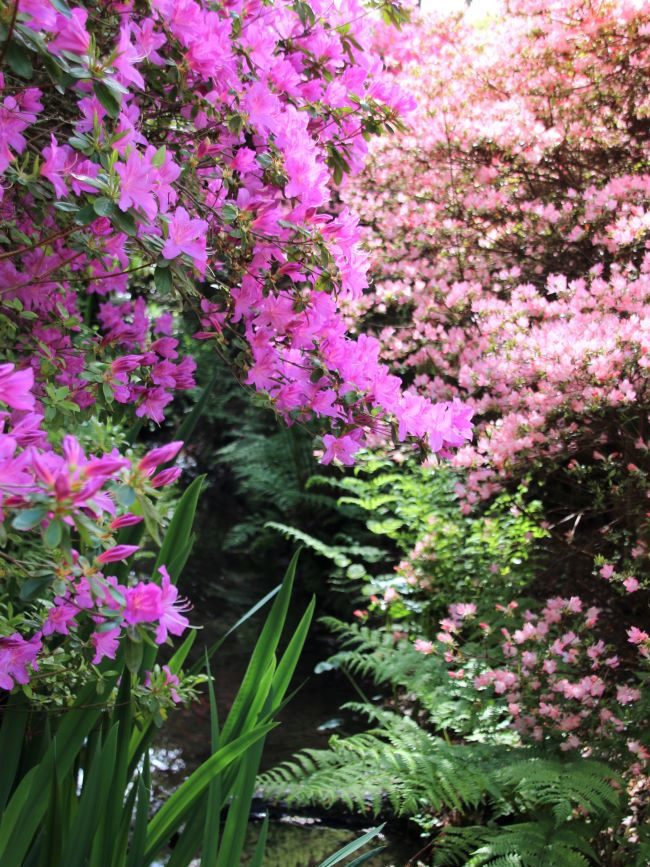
[0,0,479,863]
[415,594,649,766]
[344,0,650,580]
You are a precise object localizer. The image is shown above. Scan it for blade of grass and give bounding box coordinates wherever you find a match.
[0,678,118,867]
[219,551,299,746]
[125,752,151,867]
[153,475,205,579]
[166,803,207,867]
[248,816,269,867]
[346,845,388,866]
[214,744,265,867]
[0,694,28,810]
[143,722,276,864]
[190,585,281,675]
[317,826,386,867]
[101,671,133,867]
[270,596,315,706]
[59,725,119,867]
[201,651,221,867]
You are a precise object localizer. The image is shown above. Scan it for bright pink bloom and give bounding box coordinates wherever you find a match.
[109,513,144,529]
[414,639,434,655]
[91,627,121,664]
[49,8,90,56]
[0,633,41,690]
[616,685,641,705]
[321,433,360,466]
[155,566,190,643]
[162,207,208,273]
[42,600,77,636]
[0,364,35,410]
[96,544,140,564]
[150,467,182,488]
[123,582,161,625]
[138,441,183,472]
[115,151,157,221]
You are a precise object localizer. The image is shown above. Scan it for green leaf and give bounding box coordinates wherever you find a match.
[154,262,173,294]
[50,0,72,16]
[151,146,167,167]
[221,203,239,223]
[111,209,137,237]
[54,201,80,214]
[43,519,63,549]
[317,825,385,867]
[19,575,53,602]
[92,197,114,217]
[115,485,136,508]
[94,81,121,118]
[124,636,144,674]
[75,204,98,226]
[143,723,275,863]
[6,43,33,79]
[12,507,46,531]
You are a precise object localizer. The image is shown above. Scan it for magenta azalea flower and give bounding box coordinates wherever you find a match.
[0,633,41,690]
[155,566,190,643]
[162,207,208,274]
[0,363,35,411]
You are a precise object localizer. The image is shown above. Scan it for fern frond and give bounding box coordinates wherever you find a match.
[264,522,352,567]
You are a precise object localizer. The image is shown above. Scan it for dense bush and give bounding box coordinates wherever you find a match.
[0,0,469,863]
[344,0,650,582]
[259,2,650,862]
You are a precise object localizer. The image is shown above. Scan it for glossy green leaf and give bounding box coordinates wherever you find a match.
[59,726,119,867]
[94,81,121,118]
[219,550,299,746]
[317,825,385,867]
[143,723,275,863]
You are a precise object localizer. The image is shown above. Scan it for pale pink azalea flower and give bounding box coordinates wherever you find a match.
[414,639,434,655]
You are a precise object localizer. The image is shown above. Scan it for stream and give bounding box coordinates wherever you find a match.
[151,499,424,865]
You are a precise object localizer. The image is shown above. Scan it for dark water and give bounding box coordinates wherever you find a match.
[151,513,424,865]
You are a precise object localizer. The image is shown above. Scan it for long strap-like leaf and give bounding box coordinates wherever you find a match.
[143,722,275,864]
[317,825,386,867]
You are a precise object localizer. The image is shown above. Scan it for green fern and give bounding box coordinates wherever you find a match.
[259,710,492,816]
[260,618,625,867]
[264,522,355,568]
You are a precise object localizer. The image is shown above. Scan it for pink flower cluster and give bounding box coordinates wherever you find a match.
[0,0,471,461]
[344,0,649,550]
[416,594,647,761]
[0,367,188,688]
